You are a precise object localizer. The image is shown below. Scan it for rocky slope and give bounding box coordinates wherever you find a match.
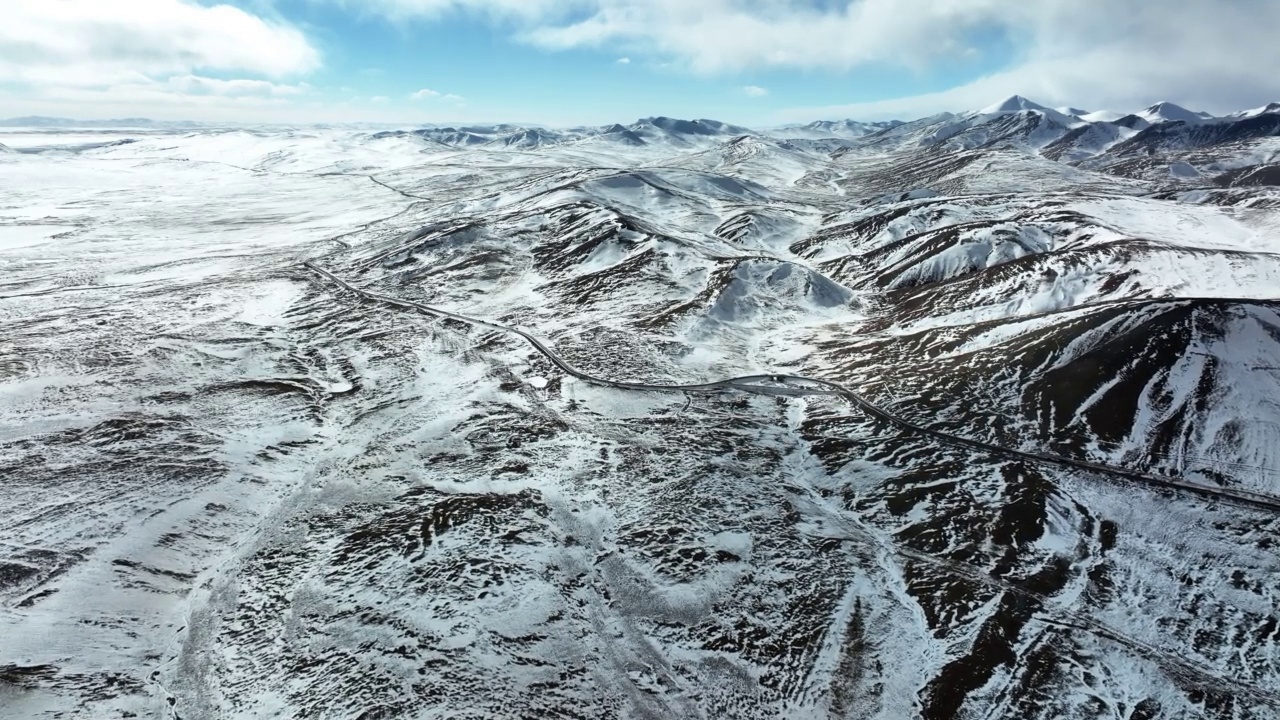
[2,98,1280,719]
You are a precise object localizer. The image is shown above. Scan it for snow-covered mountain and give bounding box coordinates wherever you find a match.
[4,95,1280,720]
[805,95,1280,177]
[1227,102,1280,119]
[1080,109,1127,122]
[592,122,648,145]
[768,119,903,140]
[624,116,754,146]
[977,94,1083,126]
[1138,101,1214,124]
[369,117,759,150]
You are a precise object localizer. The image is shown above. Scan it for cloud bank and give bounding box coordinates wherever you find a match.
[362,0,1280,116]
[0,0,320,118]
[5,0,1277,123]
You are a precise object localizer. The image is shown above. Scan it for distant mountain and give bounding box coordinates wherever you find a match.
[1111,114,1151,130]
[1080,109,1126,122]
[593,123,647,146]
[770,119,903,140]
[411,127,495,146]
[860,96,1085,152]
[364,117,759,150]
[974,95,1082,126]
[1107,112,1280,156]
[799,94,1280,188]
[491,127,565,148]
[683,118,754,136]
[0,116,208,129]
[14,97,1275,170]
[1226,102,1280,119]
[1041,120,1137,162]
[363,118,754,150]
[627,117,753,146]
[1138,101,1212,124]
[978,95,1056,115]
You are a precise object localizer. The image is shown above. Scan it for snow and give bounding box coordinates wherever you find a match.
[979,95,1058,116]
[5,115,1280,719]
[1080,109,1126,122]
[1079,195,1280,253]
[0,130,148,149]
[0,224,75,252]
[1229,102,1280,119]
[1139,101,1210,124]
[975,95,1080,127]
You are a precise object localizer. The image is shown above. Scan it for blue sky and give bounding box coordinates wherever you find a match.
[3,1,1278,126]
[241,0,1017,125]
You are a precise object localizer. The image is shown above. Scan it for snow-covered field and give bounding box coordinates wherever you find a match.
[2,105,1279,719]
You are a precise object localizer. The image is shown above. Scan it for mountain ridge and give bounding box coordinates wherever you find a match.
[5,96,1277,133]
[5,89,1280,720]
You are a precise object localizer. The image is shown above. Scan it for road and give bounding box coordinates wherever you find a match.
[303,260,1280,514]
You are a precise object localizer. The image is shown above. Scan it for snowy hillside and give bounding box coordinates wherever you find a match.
[1138,101,1214,124]
[3,97,1280,720]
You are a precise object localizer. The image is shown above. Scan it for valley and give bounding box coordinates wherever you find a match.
[2,97,1279,719]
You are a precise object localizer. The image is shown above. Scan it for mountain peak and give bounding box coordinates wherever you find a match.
[633,116,739,137]
[979,95,1053,115]
[1140,101,1208,123]
[1224,101,1280,120]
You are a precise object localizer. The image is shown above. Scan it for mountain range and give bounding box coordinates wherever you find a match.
[3,93,1280,719]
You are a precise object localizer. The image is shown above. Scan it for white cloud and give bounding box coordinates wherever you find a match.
[0,0,319,85]
[349,0,1006,75]
[776,1,1280,121]
[410,88,464,102]
[11,79,308,124]
[36,82,295,109]
[337,0,575,22]
[521,0,995,74]
[3,84,482,124]
[350,0,1280,117]
[167,75,310,97]
[11,0,1277,123]
[742,85,768,98]
[0,0,320,119]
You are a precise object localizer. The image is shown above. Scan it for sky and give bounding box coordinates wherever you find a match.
[2,0,1278,127]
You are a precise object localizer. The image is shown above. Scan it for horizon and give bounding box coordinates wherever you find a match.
[3,95,1277,131]
[3,1,1279,126]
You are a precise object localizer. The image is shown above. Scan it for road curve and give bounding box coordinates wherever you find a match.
[302,260,1280,514]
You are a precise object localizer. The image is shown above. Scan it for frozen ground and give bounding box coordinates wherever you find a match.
[2,113,1279,719]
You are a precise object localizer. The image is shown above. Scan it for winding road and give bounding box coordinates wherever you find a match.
[304,258,1280,707]
[303,260,1280,514]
